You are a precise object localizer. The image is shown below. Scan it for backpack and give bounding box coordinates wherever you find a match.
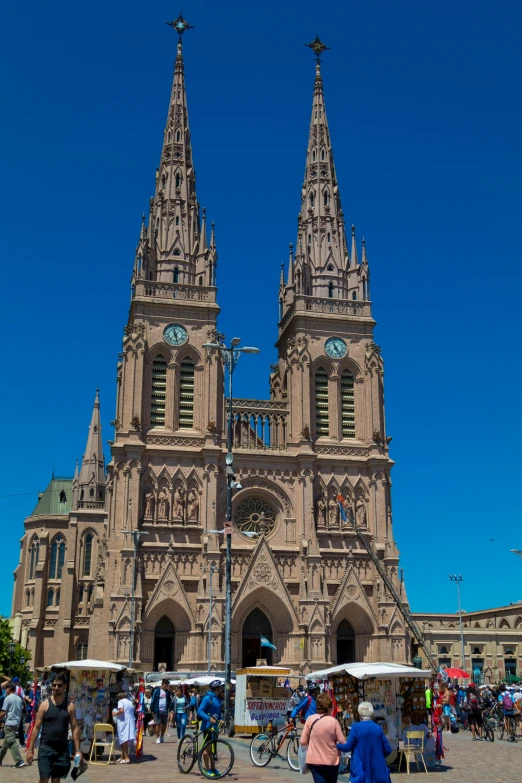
[502,693,514,710]
[450,722,459,733]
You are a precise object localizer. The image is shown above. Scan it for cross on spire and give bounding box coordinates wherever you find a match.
[166,12,194,41]
[305,35,330,62]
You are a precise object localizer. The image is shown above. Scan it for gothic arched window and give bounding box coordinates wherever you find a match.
[77,638,88,661]
[83,534,93,577]
[55,589,60,607]
[324,190,329,206]
[352,291,358,300]
[321,148,325,161]
[341,370,355,439]
[174,249,181,257]
[176,130,181,142]
[78,584,85,605]
[309,192,315,208]
[315,369,329,437]
[312,149,316,161]
[28,535,39,580]
[151,355,167,426]
[179,358,195,429]
[47,588,54,608]
[49,535,65,580]
[174,267,179,283]
[175,173,181,188]
[328,282,334,298]
[25,589,31,608]
[175,215,179,226]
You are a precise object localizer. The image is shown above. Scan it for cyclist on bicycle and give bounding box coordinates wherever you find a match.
[197,680,223,777]
[290,685,318,724]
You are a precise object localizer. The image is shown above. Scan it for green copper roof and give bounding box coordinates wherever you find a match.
[31,478,73,517]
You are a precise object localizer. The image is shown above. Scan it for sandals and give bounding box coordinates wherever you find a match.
[118,758,130,763]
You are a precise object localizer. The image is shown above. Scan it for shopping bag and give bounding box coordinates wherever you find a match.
[298,744,309,775]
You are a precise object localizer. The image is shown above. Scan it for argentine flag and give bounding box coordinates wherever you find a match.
[260,635,277,650]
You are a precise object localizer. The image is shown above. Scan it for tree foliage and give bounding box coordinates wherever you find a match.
[0,618,31,680]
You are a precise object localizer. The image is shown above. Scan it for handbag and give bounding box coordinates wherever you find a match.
[299,715,325,775]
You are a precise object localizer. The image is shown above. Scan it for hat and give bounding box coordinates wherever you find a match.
[12,677,20,683]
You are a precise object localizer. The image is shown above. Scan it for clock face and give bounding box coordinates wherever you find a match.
[325,337,347,359]
[163,323,188,346]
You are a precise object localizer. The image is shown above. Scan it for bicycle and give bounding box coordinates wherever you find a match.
[480,706,495,742]
[250,719,301,771]
[178,719,235,779]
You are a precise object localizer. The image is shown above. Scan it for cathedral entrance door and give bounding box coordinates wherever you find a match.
[154,616,175,670]
[242,608,273,667]
[336,619,355,664]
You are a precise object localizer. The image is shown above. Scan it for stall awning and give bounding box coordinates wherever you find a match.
[236,666,291,676]
[306,662,432,680]
[51,659,127,673]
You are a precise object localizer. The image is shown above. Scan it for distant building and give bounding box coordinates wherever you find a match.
[413,605,522,682]
[11,28,409,670]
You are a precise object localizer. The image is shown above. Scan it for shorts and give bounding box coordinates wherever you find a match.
[37,744,71,780]
[155,711,168,725]
[443,705,452,717]
[467,711,482,727]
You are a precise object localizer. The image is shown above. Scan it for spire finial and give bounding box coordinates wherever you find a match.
[166,12,194,42]
[305,35,330,62]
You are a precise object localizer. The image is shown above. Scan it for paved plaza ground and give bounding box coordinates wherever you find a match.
[1,729,521,783]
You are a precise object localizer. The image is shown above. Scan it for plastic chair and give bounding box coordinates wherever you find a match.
[398,730,428,774]
[89,723,116,765]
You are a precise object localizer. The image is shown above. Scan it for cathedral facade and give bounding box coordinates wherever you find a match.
[11,32,410,672]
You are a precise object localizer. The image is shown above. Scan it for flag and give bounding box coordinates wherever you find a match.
[337,494,347,523]
[295,638,305,649]
[135,678,145,758]
[284,678,291,688]
[260,635,276,650]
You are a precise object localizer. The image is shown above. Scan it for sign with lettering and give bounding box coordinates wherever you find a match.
[246,698,289,723]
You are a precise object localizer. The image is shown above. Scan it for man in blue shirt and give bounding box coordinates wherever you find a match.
[290,685,318,722]
[0,685,26,767]
[197,680,223,778]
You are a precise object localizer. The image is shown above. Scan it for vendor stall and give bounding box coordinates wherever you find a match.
[49,659,139,753]
[234,666,291,734]
[306,662,432,763]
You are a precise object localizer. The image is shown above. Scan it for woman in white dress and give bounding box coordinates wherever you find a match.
[113,689,136,764]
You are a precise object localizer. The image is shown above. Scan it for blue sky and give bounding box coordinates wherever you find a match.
[1,0,521,618]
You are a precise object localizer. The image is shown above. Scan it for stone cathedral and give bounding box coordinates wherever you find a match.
[12,27,410,672]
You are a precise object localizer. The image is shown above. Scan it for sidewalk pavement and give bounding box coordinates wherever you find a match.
[1,728,521,783]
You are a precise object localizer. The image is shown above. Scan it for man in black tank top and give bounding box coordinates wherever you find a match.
[26,673,82,783]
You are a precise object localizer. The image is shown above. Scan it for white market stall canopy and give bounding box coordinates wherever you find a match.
[51,659,127,673]
[306,662,432,681]
[236,666,291,676]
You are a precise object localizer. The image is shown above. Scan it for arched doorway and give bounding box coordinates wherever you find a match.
[242,608,273,667]
[336,619,355,664]
[154,616,175,670]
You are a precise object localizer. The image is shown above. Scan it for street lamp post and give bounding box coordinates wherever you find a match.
[207,564,216,676]
[202,336,260,731]
[8,640,16,677]
[19,655,25,685]
[449,574,466,669]
[122,528,149,669]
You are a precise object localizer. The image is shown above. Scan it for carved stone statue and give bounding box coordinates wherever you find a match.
[173,487,185,518]
[342,498,353,527]
[144,491,154,518]
[95,536,108,585]
[158,489,169,519]
[328,495,339,528]
[188,489,199,521]
[356,498,367,528]
[316,493,327,528]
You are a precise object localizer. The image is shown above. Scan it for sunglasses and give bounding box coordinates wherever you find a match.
[52,683,64,688]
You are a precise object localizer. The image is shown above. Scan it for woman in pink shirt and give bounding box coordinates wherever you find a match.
[300,693,346,783]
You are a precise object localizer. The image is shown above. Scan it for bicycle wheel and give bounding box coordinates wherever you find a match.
[496,719,504,741]
[250,732,273,767]
[178,735,197,773]
[484,721,494,742]
[507,717,517,742]
[286,734,300,771]
[198,738,235,779]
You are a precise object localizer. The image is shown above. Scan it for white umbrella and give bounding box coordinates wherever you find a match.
[51,659,126,673]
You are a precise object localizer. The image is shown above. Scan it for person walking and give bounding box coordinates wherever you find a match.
[26,672,82,781]
[113,689,136,764]
[151,679,173,744]
[300,693,345,783]
[174,687,189,741]
[466,685,482,741]
[337,702,392,783]
[197,681,223,778]
[188,688,199,726]
[0,684,27,768]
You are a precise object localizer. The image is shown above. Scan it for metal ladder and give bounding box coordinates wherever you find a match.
[354,524,438,673]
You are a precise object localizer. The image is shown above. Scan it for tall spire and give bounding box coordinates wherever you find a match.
[78,389,105,505]
[289,38,351,299]
[136,15,215,287]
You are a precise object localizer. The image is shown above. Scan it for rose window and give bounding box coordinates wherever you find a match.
[235,497,276,537]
